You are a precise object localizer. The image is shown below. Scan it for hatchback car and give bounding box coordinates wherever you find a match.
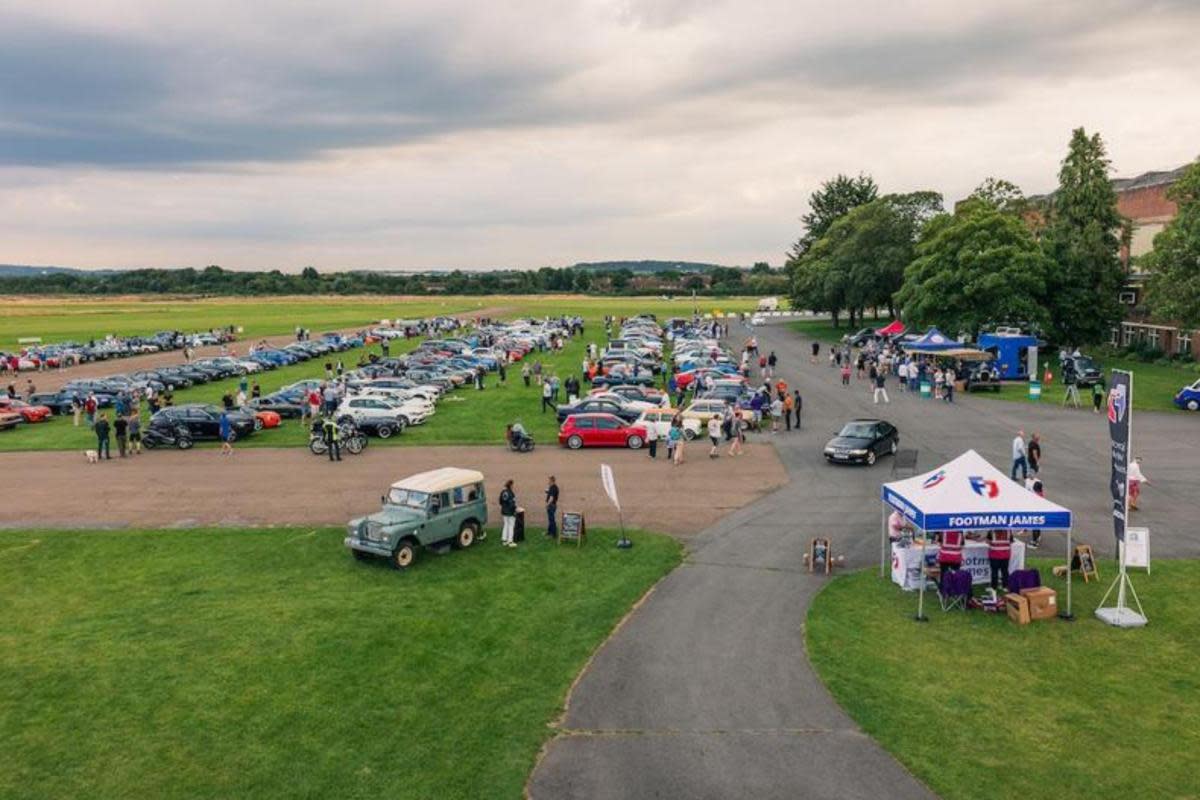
[823,419,899,465]
[559,413,647,450]
[345,467,488,569]
[1175,379,1200,411]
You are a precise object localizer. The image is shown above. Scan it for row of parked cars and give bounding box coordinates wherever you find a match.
[1,329,238,373]
[550,316,759,450]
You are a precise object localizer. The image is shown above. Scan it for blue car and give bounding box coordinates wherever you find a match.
[1175,379,1200,411]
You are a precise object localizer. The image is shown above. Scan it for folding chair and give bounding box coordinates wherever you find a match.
[939,569,971,612]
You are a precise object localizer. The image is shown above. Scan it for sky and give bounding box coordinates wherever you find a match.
[1,0,1198,272]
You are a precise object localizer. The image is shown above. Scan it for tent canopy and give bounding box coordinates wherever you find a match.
[902,327,963,352]
[881,449,1072,531]
[876,320,905,337]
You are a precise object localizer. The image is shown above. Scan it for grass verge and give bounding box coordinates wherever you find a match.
[0,525,681,800]
[806,560,1200,800]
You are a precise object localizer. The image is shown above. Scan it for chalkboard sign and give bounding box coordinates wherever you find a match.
[1073,544,1099,583]
[559,512,586,547]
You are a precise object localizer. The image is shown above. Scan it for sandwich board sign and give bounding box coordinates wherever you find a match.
[1121,527,1150,572]
[559,512,585,546]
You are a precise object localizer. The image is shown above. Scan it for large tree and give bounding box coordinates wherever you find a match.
[1041,128,1125,345]
[790,173,878,258]
[895,200,1055,338]
[1144,160,1200,327]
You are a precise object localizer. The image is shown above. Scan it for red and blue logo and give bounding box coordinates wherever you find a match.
[969,476,1000,498]
[1108,384,1127,424]
[922,470,946,489]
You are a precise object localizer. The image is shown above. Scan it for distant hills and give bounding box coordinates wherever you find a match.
[0,264,102,277]
[0,260,737,278]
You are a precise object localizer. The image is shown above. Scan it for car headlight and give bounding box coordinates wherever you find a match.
[850,449,868,456]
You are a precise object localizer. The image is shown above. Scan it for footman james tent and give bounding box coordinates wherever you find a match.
[880,449,1075,618]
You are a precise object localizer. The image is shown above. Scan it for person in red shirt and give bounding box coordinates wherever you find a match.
[987,529,1013,591]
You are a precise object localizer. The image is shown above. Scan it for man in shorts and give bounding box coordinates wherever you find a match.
[708,415,721,458]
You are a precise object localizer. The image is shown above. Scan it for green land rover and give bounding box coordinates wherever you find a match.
[345,467,488,569]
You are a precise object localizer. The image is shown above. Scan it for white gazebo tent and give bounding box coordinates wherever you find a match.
[880,450,1075,620]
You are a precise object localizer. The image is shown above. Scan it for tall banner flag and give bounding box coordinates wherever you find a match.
[600,463,620,511]
[1107,370,1132,543]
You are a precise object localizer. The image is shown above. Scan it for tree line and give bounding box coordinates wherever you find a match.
[787,128,1199,346]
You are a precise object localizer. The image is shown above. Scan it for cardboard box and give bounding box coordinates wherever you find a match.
[1005,593,1030,625]
[1020,586,1058,620]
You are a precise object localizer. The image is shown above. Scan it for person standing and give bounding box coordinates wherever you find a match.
[646,420,658,459]
[873,371,889,404]
[810,341,820,364]
[783,391,794,431]
[94,413,111,460]
[71,395,82,427]
[128,414,142,455]
[1011,430,1027,481]
[85,393,98,427]
[322,415,341,461]
[114,414,129,458]
[767,351,777,379]
[770,395,783,433]
[499,480,518,547]
[793,389,802,430]
[707,415,722,457]
[840,361,851,386]
[728,415,745,456]
[987,529,1013,592]
[219,410,234,456]
[545,476,559,538]
[541,379,554,413]
[666,423,679,464]
[1091,380,1104,414]
[1027,433,1042,475]
[1128,457,1148,511]
[522,363,531,387]
[498,361,507,387]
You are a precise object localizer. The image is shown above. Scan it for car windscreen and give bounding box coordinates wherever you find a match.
[839,422,877,438]
[387,488,430,509]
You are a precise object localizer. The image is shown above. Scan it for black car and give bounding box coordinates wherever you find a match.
[842,327,877,348]
[249,394,306,419]
[964,363,1002,392]
[556,398,641,425]
[823,419,899,466]
[150,404,256,442]
[28,390,114,415]
[1061,354,1104,389]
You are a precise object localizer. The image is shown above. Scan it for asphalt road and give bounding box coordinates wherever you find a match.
[529,319,1200,799]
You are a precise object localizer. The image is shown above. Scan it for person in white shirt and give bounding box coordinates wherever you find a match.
[1011,430,1027,480]
[707,415,722,458]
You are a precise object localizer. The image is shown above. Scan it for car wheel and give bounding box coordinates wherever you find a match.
[627,434,644,450]
[391,540,416,570]
[225,430,237,443]
[567,434,584,450]
[177,436,194,450]
[1187,399,1199,412]
[683,428,697,441]
[455,521,478,549]
[377,424,394,439]
[866,450,877,466]
[253,417,264,431]
[890,439,898,455]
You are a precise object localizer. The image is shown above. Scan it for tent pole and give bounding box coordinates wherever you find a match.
[1061,526,1074,620]
[915,531,929,622]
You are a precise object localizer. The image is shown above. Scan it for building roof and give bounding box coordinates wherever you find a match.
[1111,164,1191,193]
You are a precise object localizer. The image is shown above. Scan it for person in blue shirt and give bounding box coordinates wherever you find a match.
[219,410,233,456]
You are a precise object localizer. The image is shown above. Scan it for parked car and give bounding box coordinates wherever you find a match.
[635,408,702,441]
[0,410,23,431]
[1175,379,1200,411]
[345,467,488,569]
[249,393,306,419]
[149,404,256,442]
[556,397,641,425]
[0,397,53,423]
[963,362,1002,392]
[336,396,412,436]
[1060,353,1104,388]
[558,413,647,450]
[823,419,899,465]
[253,410,282,431]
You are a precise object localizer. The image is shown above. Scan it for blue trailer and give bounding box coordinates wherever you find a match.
[977,332,1039,380]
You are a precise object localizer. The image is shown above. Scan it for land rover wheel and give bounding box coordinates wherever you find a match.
[455,521,478,549]
[390,540,416,570]
[626,434,644,450]
[567,434,584,450]
[866,450,877,466]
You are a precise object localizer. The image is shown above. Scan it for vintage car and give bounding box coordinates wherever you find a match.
[0,410,23,431]
[558,413,647,450]
[823,419,899,466]
[635,408,702,441]
[0,397,53,423]
[1175,378,1200,411]
[345,467,488,569]
[679,398,753,426]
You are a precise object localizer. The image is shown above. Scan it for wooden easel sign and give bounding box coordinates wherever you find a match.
[1074,544,1099,583]
[559,512,586,547]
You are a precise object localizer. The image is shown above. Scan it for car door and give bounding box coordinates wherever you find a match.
[594,415,622,445]
[428,491,454,542]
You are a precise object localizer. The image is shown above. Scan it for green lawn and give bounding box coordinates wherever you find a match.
[807,561,1200,800]
[0,525,682,800]
[787,320,1197,413]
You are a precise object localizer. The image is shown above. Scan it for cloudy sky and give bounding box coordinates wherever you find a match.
[2,0,1198,272]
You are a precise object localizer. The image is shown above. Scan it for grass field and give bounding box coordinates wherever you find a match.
[807,562,1200,800]
[0,295,756,348]
[0,525,682,800]
[787,319,1197,413]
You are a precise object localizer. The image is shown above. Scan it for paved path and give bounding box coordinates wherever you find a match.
[0,443,785,538]
[530,320,1200,799]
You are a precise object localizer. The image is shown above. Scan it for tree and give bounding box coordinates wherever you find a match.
[1041,128,1125,345]
[1144,160,1200,327]
[790,173,878,258]
[300,266,319,281]
[751,261,771,275]
[895,202,1055,338]
[968,177,1028,216]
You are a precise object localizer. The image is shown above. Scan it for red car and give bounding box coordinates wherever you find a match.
[253,410,282,431]
[0,397,52,423]
[558,413,647,450]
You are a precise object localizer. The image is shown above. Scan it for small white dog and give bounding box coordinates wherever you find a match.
[85,449,99,463]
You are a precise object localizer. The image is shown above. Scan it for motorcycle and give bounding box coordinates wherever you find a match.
[309,419,367,456]
[141,424,194,450]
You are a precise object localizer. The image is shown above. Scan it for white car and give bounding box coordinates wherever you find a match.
[636,409,703,441]
[236,359,264,373]
[337,397,423,431]
[590,391,658,412]
[347,392,434,425]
